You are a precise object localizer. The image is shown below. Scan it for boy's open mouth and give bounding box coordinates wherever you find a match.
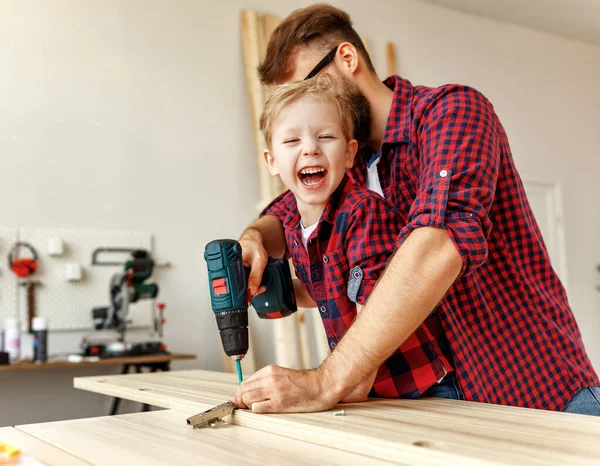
[298,166,327,187]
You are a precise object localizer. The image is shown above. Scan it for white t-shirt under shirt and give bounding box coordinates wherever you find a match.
[300,221,318,250]
[366,153,384,198]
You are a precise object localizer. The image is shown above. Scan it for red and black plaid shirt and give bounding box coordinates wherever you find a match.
[266,174,453,398]
[263,75,598,411]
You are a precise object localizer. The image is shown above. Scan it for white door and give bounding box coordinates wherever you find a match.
[522,179,569,291]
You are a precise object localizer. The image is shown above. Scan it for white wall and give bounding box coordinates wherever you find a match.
[1,0,599,426]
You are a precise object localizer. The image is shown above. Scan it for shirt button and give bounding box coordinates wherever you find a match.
[353,270,360,279]
[322,255,329,263]
[319,305,327,313]
[330,341,337,349]
[439,169,448,178]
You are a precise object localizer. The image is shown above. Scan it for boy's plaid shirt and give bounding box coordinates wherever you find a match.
[262,75,598,410]
[269,175,453,398]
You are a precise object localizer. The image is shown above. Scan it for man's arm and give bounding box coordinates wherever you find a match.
[320,226,462,400]
[233,226,461,412]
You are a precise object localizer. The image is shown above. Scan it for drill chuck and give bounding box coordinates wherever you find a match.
[215,308,248,358]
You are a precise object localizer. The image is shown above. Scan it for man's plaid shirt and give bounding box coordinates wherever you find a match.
[263,75,598,410]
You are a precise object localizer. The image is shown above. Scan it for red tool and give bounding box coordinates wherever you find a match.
[8,242,38,278]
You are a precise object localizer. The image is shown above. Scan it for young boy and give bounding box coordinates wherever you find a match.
[258,74,453,400]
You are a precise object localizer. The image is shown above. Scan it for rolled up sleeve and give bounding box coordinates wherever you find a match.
[397,86,500,277]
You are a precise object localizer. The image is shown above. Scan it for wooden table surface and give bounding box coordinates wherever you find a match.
[0,353,196,372]
[73,369,600,465]
[16,410,392,466]
[0,427,87,466]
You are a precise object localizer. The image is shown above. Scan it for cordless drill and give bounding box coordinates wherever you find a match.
[204,239,297,382]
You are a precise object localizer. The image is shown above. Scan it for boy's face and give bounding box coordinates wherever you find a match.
[264,97,357,221]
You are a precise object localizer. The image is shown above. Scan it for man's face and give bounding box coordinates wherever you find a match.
[265,97,357,221]
[283,47,372,147]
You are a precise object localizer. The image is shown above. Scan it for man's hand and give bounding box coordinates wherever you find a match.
[233,365,339,413]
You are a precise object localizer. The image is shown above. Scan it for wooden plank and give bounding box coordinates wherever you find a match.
[296,309,311,368]
[0,353,196,372]
[309,308,330,364]
[74,370,600,465]
[386,42,397,76]
[240,9,272,204]
[362,36,370,54]
[17,410,393,466]
[241,9,304,371]
[0,427,87,466]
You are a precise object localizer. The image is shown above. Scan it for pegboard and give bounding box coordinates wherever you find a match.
[0,227,19,325]
[6,228,154,332]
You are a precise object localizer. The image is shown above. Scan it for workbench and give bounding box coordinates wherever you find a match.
[3,370,599,465]
[0,353,196,372]
[0,353,196,416]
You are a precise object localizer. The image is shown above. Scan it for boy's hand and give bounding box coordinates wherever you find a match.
[239,227,267,297]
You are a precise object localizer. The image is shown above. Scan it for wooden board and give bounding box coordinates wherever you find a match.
[241,9,308,371]
[0,427,87,466]
[16,410,392,466]
[74,369,600,465]
[386,42,397,76]
[0,353,196,372]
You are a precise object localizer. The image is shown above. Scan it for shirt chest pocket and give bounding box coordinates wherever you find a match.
[321,248,349,299]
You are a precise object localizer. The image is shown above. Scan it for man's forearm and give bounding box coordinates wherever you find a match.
[320,227,463,398]
[241,215,287,259]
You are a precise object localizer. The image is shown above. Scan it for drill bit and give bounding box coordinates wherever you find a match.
[235,359,243,384]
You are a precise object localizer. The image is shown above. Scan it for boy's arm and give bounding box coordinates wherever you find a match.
[239,215,286,293]
[293,279,317,308]
[240,190,295,295]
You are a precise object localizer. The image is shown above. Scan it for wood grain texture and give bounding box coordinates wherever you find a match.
[386,42,397,76]
[0,427,87,466]
[0,353,196,372]
[74,370,600,465]
[17,410,393,466]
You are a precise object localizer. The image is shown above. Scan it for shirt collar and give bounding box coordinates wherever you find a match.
[381,75,414,146]
[282,174,354,231]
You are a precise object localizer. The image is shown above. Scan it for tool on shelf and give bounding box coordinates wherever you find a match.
[8,242,42,333]
[81,248,167,358]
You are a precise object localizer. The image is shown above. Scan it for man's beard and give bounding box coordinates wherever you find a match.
[338,74,372,150]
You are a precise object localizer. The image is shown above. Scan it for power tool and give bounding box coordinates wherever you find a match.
[204,239,297,382]
[81,249,166,358]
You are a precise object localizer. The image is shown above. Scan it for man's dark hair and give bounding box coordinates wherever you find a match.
[258,4,376,84]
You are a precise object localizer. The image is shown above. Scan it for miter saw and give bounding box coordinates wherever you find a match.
[80,248,167,358]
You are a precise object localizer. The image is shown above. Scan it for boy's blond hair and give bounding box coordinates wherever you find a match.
[259,74,355,150]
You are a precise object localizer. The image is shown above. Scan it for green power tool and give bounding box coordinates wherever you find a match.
[204,239,297,383]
